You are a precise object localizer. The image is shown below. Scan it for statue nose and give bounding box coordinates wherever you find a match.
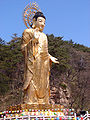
[41,23,45,27]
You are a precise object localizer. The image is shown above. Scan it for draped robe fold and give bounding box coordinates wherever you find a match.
[21,28,51,104]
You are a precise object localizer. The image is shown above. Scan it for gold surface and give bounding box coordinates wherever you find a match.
[22,8,59,105]
[23,2,41,28]
[7,104,64,111]
[22,28,50,104]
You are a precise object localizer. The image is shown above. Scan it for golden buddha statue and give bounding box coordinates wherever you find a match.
[21,8,59,105]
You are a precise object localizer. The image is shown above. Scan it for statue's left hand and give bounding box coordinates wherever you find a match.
[50,56,59,64]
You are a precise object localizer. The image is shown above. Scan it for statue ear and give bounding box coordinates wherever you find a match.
[32,18,36,28]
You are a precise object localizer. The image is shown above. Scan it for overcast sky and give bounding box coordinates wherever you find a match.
[0,0,90,47]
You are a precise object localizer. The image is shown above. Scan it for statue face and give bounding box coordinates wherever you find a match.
[35,17,45,32]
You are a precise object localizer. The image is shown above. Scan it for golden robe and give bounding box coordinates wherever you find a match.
[21,28,51,104]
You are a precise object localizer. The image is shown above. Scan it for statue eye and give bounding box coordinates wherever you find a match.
[39,19,42,22]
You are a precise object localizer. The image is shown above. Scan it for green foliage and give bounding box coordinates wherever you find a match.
[0,34,23,95]
[48,34,70,73]
[74,44,90,52]
[60,83,67,89]
[0,73,10,95]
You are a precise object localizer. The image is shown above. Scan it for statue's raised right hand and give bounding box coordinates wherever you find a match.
[33,28,40,40]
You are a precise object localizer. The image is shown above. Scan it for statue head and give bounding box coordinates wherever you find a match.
[31,12,46,32]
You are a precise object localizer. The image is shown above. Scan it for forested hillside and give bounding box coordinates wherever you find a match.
[0,34,90,112]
